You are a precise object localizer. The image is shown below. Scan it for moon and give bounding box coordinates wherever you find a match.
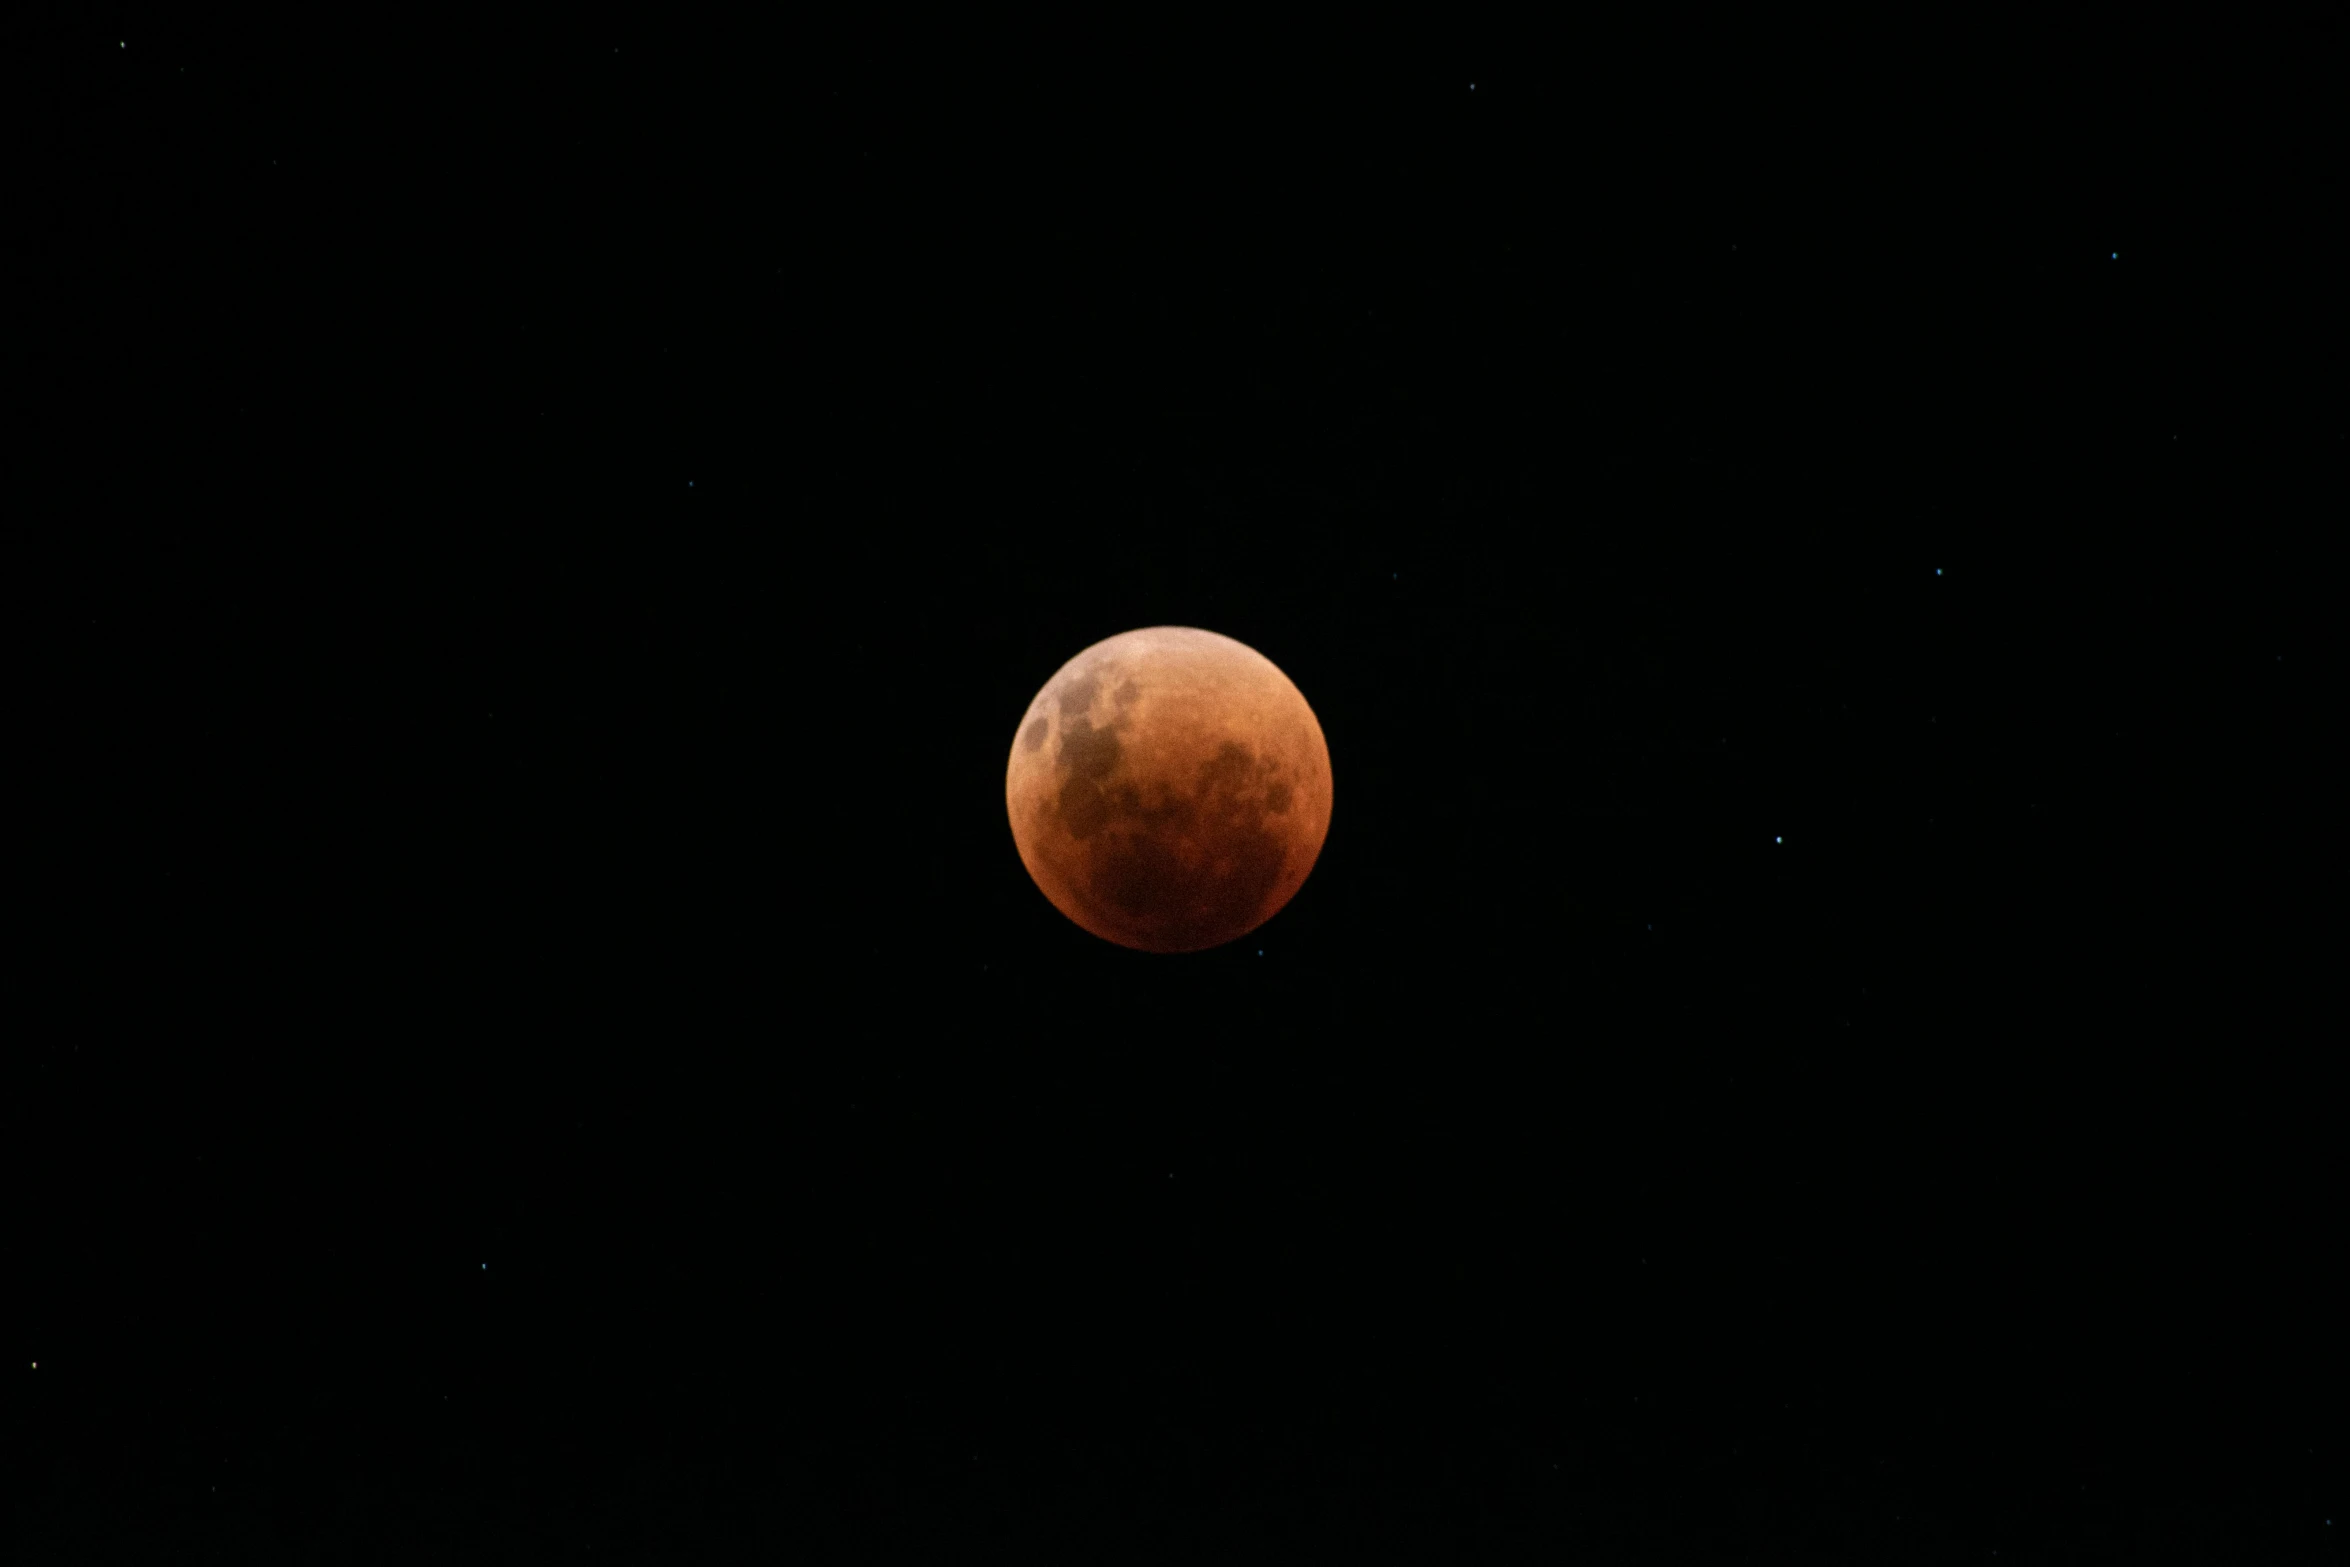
[1006,626,1334,954]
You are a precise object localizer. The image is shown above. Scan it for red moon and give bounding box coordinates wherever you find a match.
[1006,626,1333,953]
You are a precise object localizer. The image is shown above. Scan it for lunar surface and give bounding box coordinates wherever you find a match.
[1005,626,1333,953]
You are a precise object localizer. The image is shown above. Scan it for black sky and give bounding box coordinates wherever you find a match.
[9,17,2337,1562]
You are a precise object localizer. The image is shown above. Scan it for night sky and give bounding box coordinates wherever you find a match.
[12,17,2336,1563]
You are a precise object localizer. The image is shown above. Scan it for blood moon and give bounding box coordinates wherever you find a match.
[1006,626,1333,953]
